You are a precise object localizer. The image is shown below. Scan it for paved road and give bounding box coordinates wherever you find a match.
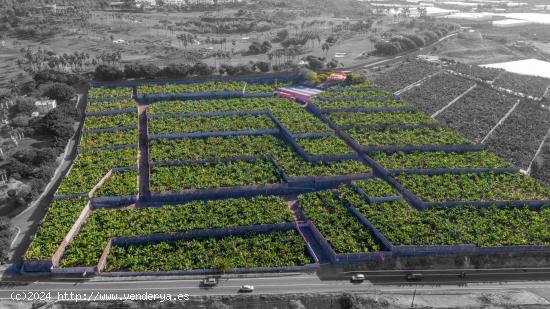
[0,269,549,300]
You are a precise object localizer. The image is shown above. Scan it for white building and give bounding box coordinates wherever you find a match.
[34,99,57,113]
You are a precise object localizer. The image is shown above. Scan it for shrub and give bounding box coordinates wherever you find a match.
[403,34,425,47]
[390,36,418,51]
[41,83,75,102]
[220,64,240,76]
[192,62,214,76]
[374,41,401,55]
[255,61,271,73]
[94,65,123,81]
[160,63,192,78]
[248,41,272,54]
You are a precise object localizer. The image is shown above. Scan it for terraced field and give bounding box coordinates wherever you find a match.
[377,60,550,184]
[24,77,550,275]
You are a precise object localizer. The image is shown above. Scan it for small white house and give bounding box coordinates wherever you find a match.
[34,99,57,113]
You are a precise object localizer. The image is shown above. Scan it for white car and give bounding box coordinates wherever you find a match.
[202,277,217,287]
[351,274,365,282]
[239,285,254,292]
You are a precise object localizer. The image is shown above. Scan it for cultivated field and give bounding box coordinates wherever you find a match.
[373,59,550,184]
[22,74,550,275]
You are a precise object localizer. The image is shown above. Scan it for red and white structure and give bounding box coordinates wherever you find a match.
[275,86,324,102]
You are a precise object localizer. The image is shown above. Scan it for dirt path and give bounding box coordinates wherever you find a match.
[137,104,150,203]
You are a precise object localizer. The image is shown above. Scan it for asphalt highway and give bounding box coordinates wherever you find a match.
[0,267,549,300]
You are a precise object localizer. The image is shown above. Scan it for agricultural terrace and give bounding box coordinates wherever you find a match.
[24,76,550,275]
[373,59,550,183]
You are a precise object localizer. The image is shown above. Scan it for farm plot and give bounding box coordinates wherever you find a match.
[80,129,138,149]
[94,170,138,197]
[437,87,518,142]
[311,98,410,109]
[347,127,473,147]
[371,151,510,170]
[399,73,475,115]
[340,186,550,247]
[148,114,275,135]
[148,98,331,134]
[88,87,133,99]
[57,148,137,195]
[25,197,88,261]
[295,136,352,155]
[138,81,288,96]
[149,136,368,177]
[86,99,136,113]
[317,89,392,99]
[493,72,550,98]
[326,111,436,127]
[150,160,282,193]
[484,100,550,169]
[353,178,398,199]
[298,191,381,253]
[60,197,294,267]
[83,113,137,131]
[373,60,442,92]
[447,63,503,81]
[105,230,311,272]
[395,172,550,203]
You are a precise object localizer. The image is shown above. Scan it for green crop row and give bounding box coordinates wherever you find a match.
[85,99,136,113]
[329,81,377,89]
[105,230,311,272]
[149,135,370,177]
[94,170,138,197]
[138,81,288,95]
[148,115,274,135]
[319,89,392,99]
[88,87,132,99]
[340,186,550,247]
[347,127,473,147]
[25,197,88,260]
[83,113,137,131]
[80,129,138,149]
[295,136,351,155]
[298,191,380,253]
[396,173,550,202]
[370,151,510,170]
[57,148,137,195]
[354,178,398,198]
[327,111,437,127]
[312,99,410,109]
[150,160,282,193]
[60,196,294,267]
[147,98,330,134]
